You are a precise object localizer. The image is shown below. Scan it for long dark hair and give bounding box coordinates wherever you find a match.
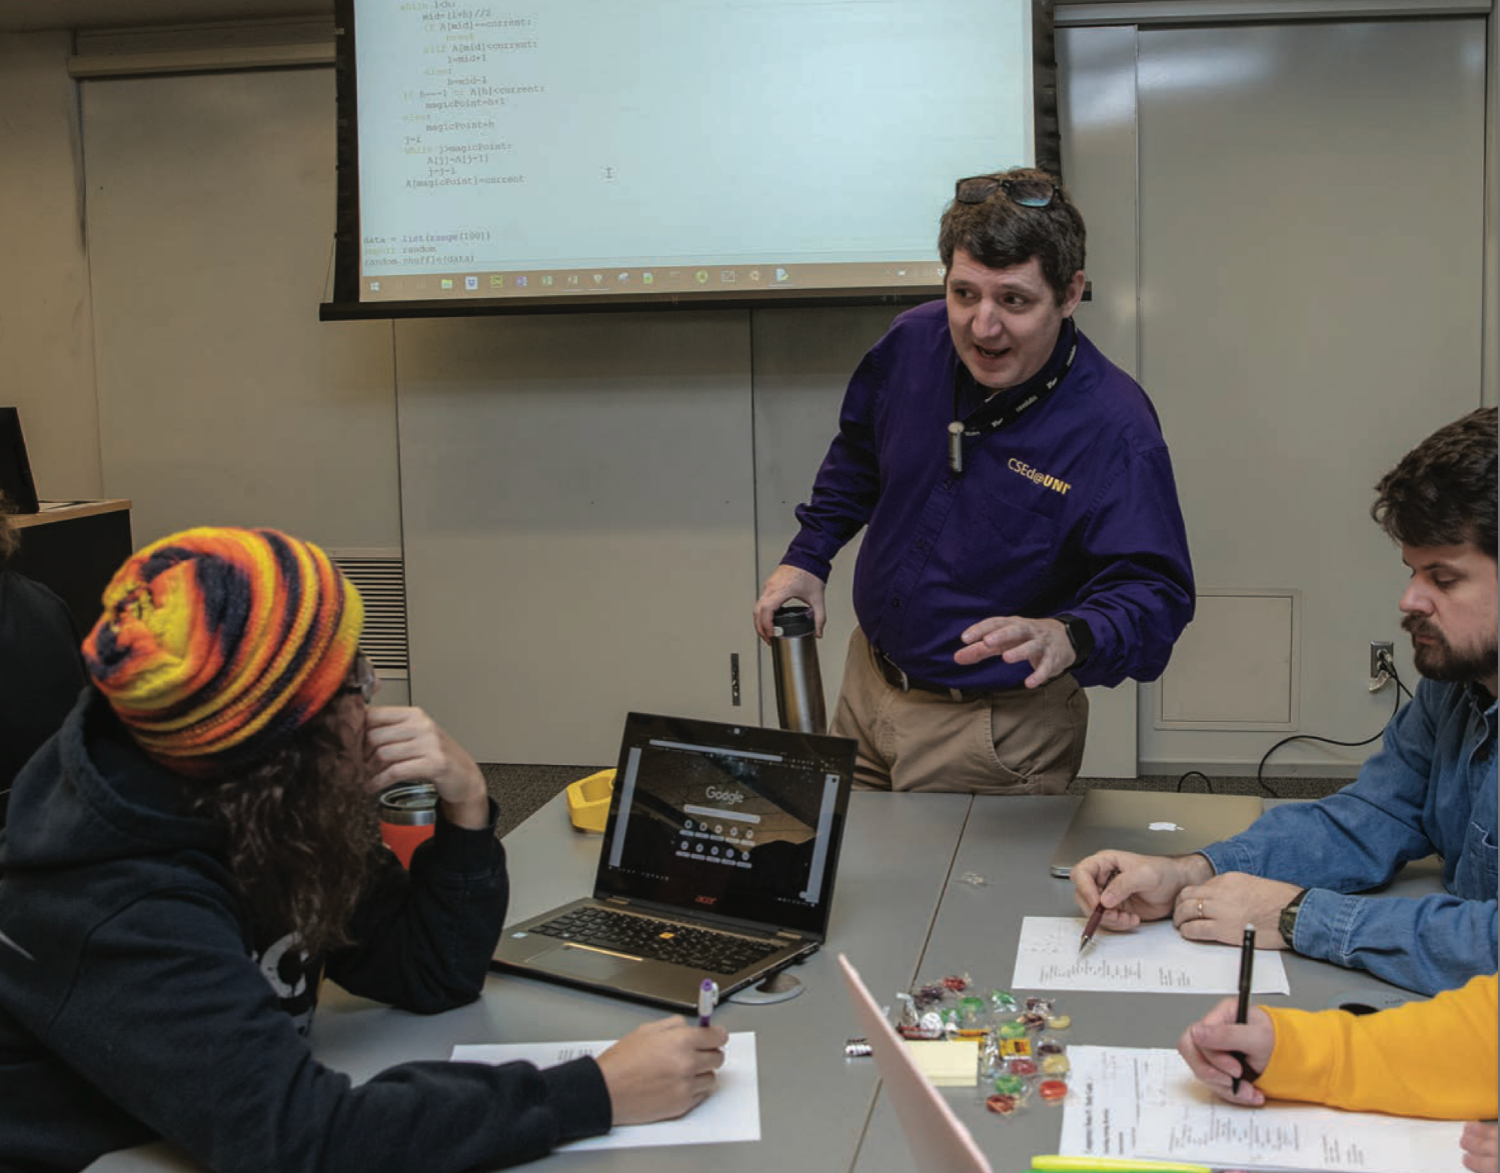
[193,697,378,957]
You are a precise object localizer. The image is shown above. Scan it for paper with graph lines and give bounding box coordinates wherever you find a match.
[1011,916,1290,994]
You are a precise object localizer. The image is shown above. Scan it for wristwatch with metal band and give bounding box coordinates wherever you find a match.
[1278,887,1310,951]
[1057,614,1095,670]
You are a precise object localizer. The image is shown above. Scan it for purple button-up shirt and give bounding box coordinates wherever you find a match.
[781,300,1194,690]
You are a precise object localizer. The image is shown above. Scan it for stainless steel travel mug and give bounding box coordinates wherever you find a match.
[770,604,826,735]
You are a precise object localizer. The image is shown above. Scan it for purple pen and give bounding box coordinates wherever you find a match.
[698,978,718,1027]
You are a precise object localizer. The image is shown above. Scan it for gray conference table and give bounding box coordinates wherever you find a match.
[90,792,1438,1172]
[851,797,1439,1172]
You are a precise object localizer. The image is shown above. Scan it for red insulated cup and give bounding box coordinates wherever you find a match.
[378,783,438,868]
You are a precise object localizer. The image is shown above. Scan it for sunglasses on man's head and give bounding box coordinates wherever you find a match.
[337,653,377,704]
[954,176,1060,209]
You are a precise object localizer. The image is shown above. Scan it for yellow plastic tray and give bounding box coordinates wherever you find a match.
[566,769,615,833]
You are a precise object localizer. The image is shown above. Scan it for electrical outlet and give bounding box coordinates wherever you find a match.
[1369,641,1394,686]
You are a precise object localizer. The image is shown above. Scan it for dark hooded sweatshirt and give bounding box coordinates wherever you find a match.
[0,691,611,1172]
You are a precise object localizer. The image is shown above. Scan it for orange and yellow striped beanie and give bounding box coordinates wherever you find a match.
[83,526,364,778]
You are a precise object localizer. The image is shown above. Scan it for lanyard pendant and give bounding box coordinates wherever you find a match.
[947,421,964,475]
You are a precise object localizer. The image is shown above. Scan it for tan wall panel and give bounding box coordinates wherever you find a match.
[1061,23,1144,777]
[749,305,896,727]
[1134,18,1486,771]
[0,32,101,502]
[82,67,400,552]
[395,312,758,764]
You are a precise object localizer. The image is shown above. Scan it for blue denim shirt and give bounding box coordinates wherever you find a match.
[1202,679,1498,996]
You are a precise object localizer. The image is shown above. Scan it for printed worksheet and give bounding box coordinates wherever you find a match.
[452,1031,759,1149]
[1058,1045,1466,1173]
[1012,916,1291,994]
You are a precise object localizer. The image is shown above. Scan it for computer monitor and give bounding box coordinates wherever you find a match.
[0,408,39,514]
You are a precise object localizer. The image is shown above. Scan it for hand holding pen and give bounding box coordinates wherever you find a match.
[1229,923,1257,1092]
[1175,960,1275,1108]
[1071,850,1209,932]
[1078,868,1119,954]
[596,1009,729,1125]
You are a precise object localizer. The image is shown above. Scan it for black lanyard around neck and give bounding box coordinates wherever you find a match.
[948,319,1078,474]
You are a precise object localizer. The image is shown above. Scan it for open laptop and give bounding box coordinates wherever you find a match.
[492,712,856,1012]
[838,954,991,1173]
[1048,788,1265,878]
[0,407,40,513]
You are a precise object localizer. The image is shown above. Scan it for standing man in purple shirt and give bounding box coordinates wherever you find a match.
[754,167,1195,794]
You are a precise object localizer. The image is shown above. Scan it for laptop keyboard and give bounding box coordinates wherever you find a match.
[532,906,784,976]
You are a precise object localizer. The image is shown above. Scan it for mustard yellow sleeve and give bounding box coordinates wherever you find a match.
[1257,974,1498,1120]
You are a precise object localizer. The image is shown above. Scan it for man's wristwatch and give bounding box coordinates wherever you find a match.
[1278,888,1310,950]
[1057,614,1095,670]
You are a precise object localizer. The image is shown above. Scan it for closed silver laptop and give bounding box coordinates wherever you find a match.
[1049,788,1264,878]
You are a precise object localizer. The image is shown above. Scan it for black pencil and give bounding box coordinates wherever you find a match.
[1230,922,1256,1094]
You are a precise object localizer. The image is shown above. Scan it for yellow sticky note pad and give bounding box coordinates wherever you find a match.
[903,1038,978,1087]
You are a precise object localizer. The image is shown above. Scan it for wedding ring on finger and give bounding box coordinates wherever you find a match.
[1196,900,1205,918]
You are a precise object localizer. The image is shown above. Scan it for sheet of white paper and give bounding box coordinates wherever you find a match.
[1011,916,1291,994]
[1058,1045,1466,1173]
[451,1031,759,1150]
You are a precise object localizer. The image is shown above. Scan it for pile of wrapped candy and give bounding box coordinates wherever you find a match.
[891,973,1073,1117]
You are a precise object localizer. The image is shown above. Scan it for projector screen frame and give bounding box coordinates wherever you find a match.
[321,0,1062,322]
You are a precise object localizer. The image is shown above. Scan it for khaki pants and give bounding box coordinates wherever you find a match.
[831,627,1088,795]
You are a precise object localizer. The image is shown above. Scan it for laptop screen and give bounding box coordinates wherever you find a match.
[596,713,854,938]
[0,408,39,514]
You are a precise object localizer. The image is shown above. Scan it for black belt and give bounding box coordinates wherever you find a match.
[874,651,1002,703]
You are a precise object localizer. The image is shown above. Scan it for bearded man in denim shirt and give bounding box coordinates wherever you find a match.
[1073,408,1498,996]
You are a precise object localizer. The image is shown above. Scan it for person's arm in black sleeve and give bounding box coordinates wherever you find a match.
[42,888,609,1173]
[328,703,508,1011]
[327,805,509,1012]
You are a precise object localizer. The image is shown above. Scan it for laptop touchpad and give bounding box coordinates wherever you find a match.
[547,945,636,981]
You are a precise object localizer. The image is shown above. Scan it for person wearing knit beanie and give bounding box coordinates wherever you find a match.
[0,523,728,1173]
[82,526,364,778]
[78,525,495,958]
